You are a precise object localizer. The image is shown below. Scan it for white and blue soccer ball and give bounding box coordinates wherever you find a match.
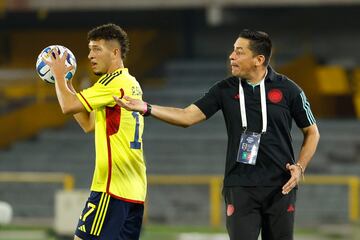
[36,45,77,84]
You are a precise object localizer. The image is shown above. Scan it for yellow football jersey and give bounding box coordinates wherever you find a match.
[77,68,146,203]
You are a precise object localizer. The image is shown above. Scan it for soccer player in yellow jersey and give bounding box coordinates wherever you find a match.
[45,23,146,240]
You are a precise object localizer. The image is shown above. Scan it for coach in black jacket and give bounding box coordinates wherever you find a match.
[114,29,320,240]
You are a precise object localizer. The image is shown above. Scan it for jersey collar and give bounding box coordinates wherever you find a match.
[112,68,128,75]
[246,68,268,87]
[266,66,278,82]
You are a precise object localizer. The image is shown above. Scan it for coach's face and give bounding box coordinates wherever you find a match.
[88,39,115,75]
[229,37,258,79]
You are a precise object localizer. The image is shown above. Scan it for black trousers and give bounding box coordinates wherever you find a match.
[223,186,296,240]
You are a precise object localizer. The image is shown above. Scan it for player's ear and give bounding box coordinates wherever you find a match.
[113,48,121,58]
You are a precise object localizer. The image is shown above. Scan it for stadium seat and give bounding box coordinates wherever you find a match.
[316,66,350,95]
[353,93,360,118]
[351,68,360,118]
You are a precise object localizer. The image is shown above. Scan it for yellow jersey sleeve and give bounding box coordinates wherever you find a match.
[77,71,142,112]
[76,82,116,112]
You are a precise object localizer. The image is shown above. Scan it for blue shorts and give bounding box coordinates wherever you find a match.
[75,191,144,240]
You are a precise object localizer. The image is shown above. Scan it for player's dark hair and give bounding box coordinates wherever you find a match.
[239,29,272,66]
[88,23,129,60]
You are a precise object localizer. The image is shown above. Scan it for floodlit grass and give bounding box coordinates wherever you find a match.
[144,224,226,233]
[140,224,226,240]
[1,225,225,240]
[1,224,359,240]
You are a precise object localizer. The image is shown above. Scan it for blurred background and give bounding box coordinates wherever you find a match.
[1,0,360,239]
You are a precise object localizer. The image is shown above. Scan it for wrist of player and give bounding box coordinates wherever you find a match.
[53,73,68,83]
[141,102,152,117]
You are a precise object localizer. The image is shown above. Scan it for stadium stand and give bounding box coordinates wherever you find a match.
[1,57,360,226]
[1,2,360,234]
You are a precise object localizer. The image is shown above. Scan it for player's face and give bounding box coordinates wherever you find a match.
[229,37,258,79]
[88,39,113,75]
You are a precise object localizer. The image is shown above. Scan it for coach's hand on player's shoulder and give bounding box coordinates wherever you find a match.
[282,163,302,195]
[113,94,145,113]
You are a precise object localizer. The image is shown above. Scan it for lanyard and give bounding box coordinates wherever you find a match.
[239,73,268,134]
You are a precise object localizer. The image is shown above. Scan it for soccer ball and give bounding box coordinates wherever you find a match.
[36,45,77,84]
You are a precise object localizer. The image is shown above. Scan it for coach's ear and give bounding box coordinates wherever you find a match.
[254,54,265,67]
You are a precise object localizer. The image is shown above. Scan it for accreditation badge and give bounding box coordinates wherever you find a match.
[236,132,261,165]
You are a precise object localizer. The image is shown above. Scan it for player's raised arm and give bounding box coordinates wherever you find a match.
[44,50,86,114]
[113,95,206,128]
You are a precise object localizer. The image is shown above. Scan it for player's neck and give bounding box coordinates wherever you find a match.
[107,60,124,74]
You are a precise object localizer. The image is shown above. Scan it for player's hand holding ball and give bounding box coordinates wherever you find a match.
[36,45,77,84]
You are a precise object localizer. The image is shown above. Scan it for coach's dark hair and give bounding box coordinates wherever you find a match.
[88,23,129,60]
[239,29,272,66]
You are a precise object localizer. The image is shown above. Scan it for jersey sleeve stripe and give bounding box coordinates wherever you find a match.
[103,75,117,86]
[78,92,93,111]
[304,94,316,124]
[300,91,316,125]
[103,71,122,86]
[98,74,111,84]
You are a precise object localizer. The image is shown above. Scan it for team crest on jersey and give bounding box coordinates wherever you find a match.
[268,89,283,103]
